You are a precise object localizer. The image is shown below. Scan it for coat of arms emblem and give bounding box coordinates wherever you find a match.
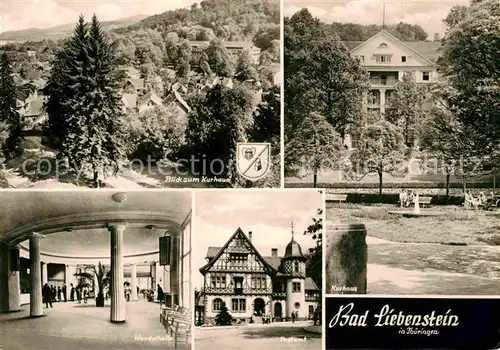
[236,143,271,181]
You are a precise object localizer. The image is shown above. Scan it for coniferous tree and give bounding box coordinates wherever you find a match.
[0,52,23,159]
[215,301,233,326]
[45,15,125,187]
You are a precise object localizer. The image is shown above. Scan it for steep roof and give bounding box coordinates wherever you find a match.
[305,277,319,291]
[122,93,137,109]
[200,228,276,274]
[23,98,44,117]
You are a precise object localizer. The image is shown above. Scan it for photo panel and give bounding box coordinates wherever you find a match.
[193,189,324,350]
[284,0,500,296]
[0,0,281,190]
[0,190,193,350]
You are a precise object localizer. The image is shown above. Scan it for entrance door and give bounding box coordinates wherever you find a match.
[274,302,282,319]
[254,298,265,316]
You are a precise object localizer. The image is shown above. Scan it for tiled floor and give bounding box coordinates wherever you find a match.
[0,297,189,350]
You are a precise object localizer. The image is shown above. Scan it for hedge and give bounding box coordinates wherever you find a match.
[331,193,465,205]
[286,182,496,189]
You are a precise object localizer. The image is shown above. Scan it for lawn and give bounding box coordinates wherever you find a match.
[326,203,500,293]
[326,203,500,246]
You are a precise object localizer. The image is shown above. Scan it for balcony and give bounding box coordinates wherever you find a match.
[305,295,319,302]
[272,292,286,299]
[370,77,398,86]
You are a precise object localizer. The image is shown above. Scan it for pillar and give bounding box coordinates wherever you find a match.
[325,223,367,294]
[29,233,44,317]
[379,88,386,115]
[42,262,48,285]
[130,264,137,301]
[8,245,21,311]
[109,223,127,322]
[0,242,9,313]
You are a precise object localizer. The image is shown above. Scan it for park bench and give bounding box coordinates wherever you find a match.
[162,306,191,348]
[326,194,348,203]
[416,196,432,208]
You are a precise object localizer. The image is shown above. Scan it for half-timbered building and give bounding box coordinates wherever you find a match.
[199,228,320,324]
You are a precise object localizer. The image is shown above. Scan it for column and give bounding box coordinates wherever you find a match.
[64,265,71,301]
[8,245,21,311]
[0,242,9,313]
[42,262,48,285]
[109,223,127,323]
[130,264,137,301]
[379,89,386,116]
[29,233,44,317]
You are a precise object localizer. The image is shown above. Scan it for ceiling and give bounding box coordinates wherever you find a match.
[0,191,192,241]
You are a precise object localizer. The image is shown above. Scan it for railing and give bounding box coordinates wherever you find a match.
[370,77,398,86]
[272,292,286,298]
[305,295,319,302]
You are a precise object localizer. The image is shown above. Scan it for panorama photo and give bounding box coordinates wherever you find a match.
[284,0,500,294]
[0,0,280,189]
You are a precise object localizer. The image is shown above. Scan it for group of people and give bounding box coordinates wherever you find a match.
[42,283,67,308]
[399,189,418,207]
[464,191,499,210]
[124,285,140,301]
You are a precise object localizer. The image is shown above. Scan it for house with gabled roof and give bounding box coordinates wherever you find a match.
[344,29,440,148]
[199,228,320,325]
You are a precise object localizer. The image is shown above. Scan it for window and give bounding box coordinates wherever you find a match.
[231,298,246,312]
[233,277,243,289]
[213,298,223,312]
[210,275,226,289]
[294,261,300,273]
[292,282,301,293]
[375,55,391,63]
[309,305,314,315]
[368,90,380,105]
[422,72,430,81]
[294,302,300,309]
[401,56,406,62]
[354,55,365,63]
[229,254,248,268]
[251,275,267,290]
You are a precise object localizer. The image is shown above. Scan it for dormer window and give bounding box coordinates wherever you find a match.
[378,42,388,48]
[374,54,392,63]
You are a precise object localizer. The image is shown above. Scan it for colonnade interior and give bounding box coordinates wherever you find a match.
[0,191,192,350]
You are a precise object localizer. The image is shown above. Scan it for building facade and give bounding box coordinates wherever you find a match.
[344,30,441,148]
[199,228,319,324]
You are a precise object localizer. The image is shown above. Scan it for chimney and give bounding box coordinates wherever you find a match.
[434,33,440,41]
[249,231,252,242]
[271,248,278,257]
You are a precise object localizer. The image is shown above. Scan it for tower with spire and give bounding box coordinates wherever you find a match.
[280,221,307,318]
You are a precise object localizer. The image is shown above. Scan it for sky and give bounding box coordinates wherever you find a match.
[193,190,323,288]
[284,0,469,37]
[0,0,196,33]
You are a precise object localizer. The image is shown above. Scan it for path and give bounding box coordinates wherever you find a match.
[195,322,321,350]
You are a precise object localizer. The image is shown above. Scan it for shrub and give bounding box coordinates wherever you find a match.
[215,302,232,326]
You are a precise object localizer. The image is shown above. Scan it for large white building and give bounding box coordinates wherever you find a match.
[344,30,441,148]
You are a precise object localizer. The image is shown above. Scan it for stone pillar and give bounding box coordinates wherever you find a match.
[130,264,137,301]
[42,262,48,285]
[109,223,127,322]
[379,89,386,116]
[325,223,367,294]
[8,245,21,311]
[29,233,44,317]
[0,242,9,313]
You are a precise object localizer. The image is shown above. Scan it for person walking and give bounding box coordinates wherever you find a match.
[83,287,88,304]
[62,284,67,302]
[57,286,62,302]
[42,283,53,308]
[157,284,164,304]
[291,310,295,323]
[76,287,81,304]
[70,283,75,301]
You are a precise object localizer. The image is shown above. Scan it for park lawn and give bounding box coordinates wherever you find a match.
[326,203,500,246]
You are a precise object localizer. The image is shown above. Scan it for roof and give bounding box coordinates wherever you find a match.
[189,41,258,50]
[344,32,441,62]
[138,91,163,107]
[305,277,319,291]
[24,98,44,117]
[122,93,137,109]
[126,78,144,90]
[283,238,307,260]
[200,228,276,274]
